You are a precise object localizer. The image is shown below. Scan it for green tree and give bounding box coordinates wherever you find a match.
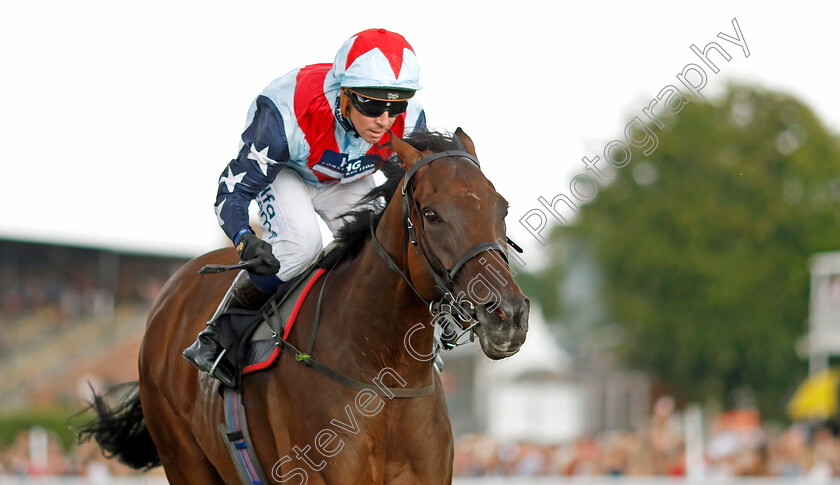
[526,84,840,415]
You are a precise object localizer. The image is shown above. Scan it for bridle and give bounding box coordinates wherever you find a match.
[370,149,520,349]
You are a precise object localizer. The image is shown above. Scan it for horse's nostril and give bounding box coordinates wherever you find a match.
[513,298,529,329]
[495,306,506,321]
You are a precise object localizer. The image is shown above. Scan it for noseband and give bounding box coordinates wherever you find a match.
[370,149,518,348]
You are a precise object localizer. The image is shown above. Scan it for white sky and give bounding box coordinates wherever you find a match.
[1,0,838,269]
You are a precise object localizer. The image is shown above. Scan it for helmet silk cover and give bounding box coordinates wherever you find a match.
[333,29,421,92]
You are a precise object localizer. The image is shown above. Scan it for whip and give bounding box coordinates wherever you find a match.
[198,258,262,275]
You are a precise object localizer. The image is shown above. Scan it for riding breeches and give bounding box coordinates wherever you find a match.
[254,169,377,282]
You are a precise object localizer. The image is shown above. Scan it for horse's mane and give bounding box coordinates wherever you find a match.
[318,130,466,268]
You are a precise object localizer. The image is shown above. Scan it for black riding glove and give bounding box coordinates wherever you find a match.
[236,233,281,276]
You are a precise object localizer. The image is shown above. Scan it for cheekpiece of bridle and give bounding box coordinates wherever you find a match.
[370,148,524,351]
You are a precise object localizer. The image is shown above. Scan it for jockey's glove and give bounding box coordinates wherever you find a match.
[237,233,281,276]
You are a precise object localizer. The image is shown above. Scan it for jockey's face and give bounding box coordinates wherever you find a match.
[347,103,396,144]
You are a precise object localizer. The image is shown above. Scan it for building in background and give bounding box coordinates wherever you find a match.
[442,305,651,444]
[803,251,840,375]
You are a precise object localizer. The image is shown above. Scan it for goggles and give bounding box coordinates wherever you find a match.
[343,89,408,118]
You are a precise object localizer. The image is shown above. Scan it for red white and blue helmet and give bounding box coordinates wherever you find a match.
[333,28,421,101]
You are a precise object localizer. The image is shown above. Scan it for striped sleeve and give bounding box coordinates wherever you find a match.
[214,95,291,241]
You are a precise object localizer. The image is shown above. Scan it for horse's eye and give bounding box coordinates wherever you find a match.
[423,208,440,223]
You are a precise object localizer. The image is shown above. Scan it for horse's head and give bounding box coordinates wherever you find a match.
[391,129,530,360]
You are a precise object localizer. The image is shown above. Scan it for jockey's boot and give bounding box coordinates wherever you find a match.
[182,270,273,387]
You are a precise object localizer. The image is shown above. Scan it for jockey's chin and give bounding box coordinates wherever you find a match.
[362,129,388,144]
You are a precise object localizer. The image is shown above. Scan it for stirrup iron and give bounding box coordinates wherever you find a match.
[208,348,227,376]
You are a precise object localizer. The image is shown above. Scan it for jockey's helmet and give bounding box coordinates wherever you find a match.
[333,28,421,102]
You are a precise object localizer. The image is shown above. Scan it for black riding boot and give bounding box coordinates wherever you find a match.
[182,271,273,386]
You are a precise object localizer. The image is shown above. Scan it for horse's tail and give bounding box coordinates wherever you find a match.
[74,381,161,470]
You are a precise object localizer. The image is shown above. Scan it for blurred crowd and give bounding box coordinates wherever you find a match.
[0,242,181,361]
[1,258,169,319]
[0,428,163,481]
[453,397,840,479]
[3,398,840,480]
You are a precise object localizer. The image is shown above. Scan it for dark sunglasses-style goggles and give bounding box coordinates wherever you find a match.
[343,89,408,118]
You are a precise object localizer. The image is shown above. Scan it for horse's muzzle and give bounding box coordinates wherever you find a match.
[474,295,529,359]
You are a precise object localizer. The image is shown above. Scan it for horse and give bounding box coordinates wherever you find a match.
[77,129,530,484]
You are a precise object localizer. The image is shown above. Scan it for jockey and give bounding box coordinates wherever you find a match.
[183,28,426,385]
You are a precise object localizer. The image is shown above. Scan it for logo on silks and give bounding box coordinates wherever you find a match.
[312,150,348,179]
[312,150,377,182]
[342,156,377,182]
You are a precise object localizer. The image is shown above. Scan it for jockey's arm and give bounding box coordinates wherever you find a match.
[214,95,290,244]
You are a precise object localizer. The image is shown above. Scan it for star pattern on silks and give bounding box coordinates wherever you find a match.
[220,167,245,193]
[214,199,226,226]
[247,144,278,176]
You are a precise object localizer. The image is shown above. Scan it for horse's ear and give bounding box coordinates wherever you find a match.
[454,127,477,157]
[390,135,422,170]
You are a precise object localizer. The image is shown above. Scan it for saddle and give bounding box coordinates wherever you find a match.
[241,267,326,375]
[211,263,326,389]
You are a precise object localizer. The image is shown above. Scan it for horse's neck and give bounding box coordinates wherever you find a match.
[329,203,436,385]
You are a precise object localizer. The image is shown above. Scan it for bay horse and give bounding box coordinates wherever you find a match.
[78,129,529,484]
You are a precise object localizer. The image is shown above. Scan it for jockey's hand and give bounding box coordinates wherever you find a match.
[236,233,281,276]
